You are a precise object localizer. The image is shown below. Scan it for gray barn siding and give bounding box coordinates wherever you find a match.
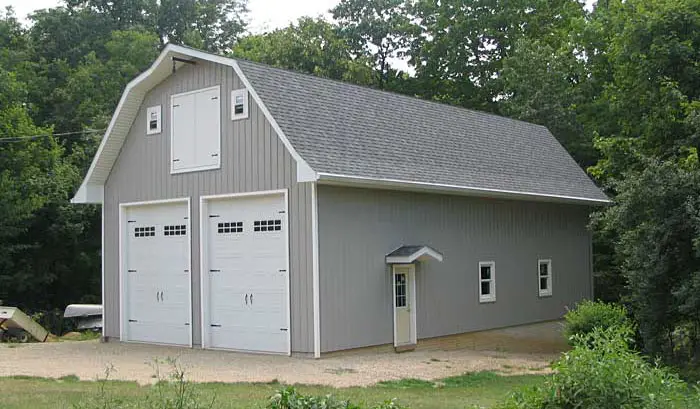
[103,60,314,353]
[318,185,592,352]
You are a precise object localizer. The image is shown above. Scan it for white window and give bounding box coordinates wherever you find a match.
[171,86,221,173]
[146,105,162,135]
[478,261,496,303]
[538,259,552,297]
[231,89,248,120]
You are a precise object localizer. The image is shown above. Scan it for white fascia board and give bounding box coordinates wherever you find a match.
[71,44,319,205]
[317,172,610,206]
[71,184,104,204]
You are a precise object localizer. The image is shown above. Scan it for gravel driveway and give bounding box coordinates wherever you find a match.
[0,341,555,387]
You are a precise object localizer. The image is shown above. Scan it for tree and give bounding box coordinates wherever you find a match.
[0,68,75,309]
[232,17,375,86]
[67,0,249,53]
[331,0,412,89]
[500,37,598,167]
[587,0,700,186]
[594,159,700,361]
[409,0,586,111]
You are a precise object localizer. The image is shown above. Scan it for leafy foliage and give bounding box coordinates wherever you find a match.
[498,326,698,409]
[563,300,631,345]
[269,386,406,409]
[594,159,700,362]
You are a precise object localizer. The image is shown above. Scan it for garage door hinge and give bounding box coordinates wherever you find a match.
[185,323,190,326]
[210,324,222,328]
[278,269,287,273]
[127,220,136,223]
[280,328,288,331]
[128,319,138,323]
[209,269,220,272]
[278,210,286,214]
[209,214,220,218]
[173,159,180,162]
[128,269,137,273]
[184,269,190,273]
[183,217,189,220]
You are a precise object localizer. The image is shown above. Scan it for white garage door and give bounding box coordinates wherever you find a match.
[203,193,289,354]
[123,201,191,346]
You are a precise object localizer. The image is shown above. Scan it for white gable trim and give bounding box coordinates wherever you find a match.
[71,44,318,204]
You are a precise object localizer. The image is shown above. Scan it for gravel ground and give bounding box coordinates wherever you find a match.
[0,341,556,387]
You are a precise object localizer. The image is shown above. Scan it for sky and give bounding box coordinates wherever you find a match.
[0,0,340,32]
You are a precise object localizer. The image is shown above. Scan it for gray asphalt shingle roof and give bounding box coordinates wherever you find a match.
[236,59,608,202]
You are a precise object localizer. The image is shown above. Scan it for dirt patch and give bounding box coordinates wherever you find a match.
[0,341,557,387]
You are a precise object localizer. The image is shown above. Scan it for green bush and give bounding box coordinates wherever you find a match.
[498,326,697,409]
[268,387,406,409]
[563,300,630,345]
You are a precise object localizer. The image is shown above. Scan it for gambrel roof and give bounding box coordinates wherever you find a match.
[73,44,608,205]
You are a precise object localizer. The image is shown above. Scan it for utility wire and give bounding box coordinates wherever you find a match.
[0,129,106,144]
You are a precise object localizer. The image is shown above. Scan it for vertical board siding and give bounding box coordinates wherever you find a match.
[103,61,314,353]
[317,185,592,353]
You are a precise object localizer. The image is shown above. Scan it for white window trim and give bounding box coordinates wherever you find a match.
[538,259,553,297]
[231,88,249,121]
[146,105,162,135]
[478,261,496,303]
[170,85,221,175]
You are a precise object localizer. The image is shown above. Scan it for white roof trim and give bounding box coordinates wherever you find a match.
[71,44,318,204]
[386,246,444,264]
[317,172,610,206]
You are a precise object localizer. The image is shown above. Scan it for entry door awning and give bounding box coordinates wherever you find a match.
[385,245,444,264]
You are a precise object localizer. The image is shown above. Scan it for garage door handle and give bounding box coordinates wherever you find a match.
[250,294,253,304]
[160,291,164,302]
[245,294,248,305]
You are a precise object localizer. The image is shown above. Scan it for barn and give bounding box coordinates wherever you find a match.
[72,44,608,357]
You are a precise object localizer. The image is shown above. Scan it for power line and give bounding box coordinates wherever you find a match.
[0,129,106,144]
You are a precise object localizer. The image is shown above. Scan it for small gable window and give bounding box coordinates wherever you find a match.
[231,89,248,120]
[146,105,161,135]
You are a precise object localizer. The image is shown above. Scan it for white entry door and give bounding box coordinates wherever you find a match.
[123,201,191,346]
[203,192,289,354]
[393,265,416,347]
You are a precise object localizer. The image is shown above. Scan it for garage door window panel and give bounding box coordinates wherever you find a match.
[218,222,243,233]
[171,86,221,173]
[253,219,282,232]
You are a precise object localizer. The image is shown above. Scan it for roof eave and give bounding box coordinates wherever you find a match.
[316,173,610,206]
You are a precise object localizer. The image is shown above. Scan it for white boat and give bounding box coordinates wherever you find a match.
[63,304,103,330]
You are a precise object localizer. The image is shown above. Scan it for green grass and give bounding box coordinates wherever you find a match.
[0,371,545,409]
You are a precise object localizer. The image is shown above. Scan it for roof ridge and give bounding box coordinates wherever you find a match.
[232,57,544,130]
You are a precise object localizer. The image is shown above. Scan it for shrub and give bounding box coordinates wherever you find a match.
[563,300,630,345]
[497,325,696,409]
[268,387,406,409]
